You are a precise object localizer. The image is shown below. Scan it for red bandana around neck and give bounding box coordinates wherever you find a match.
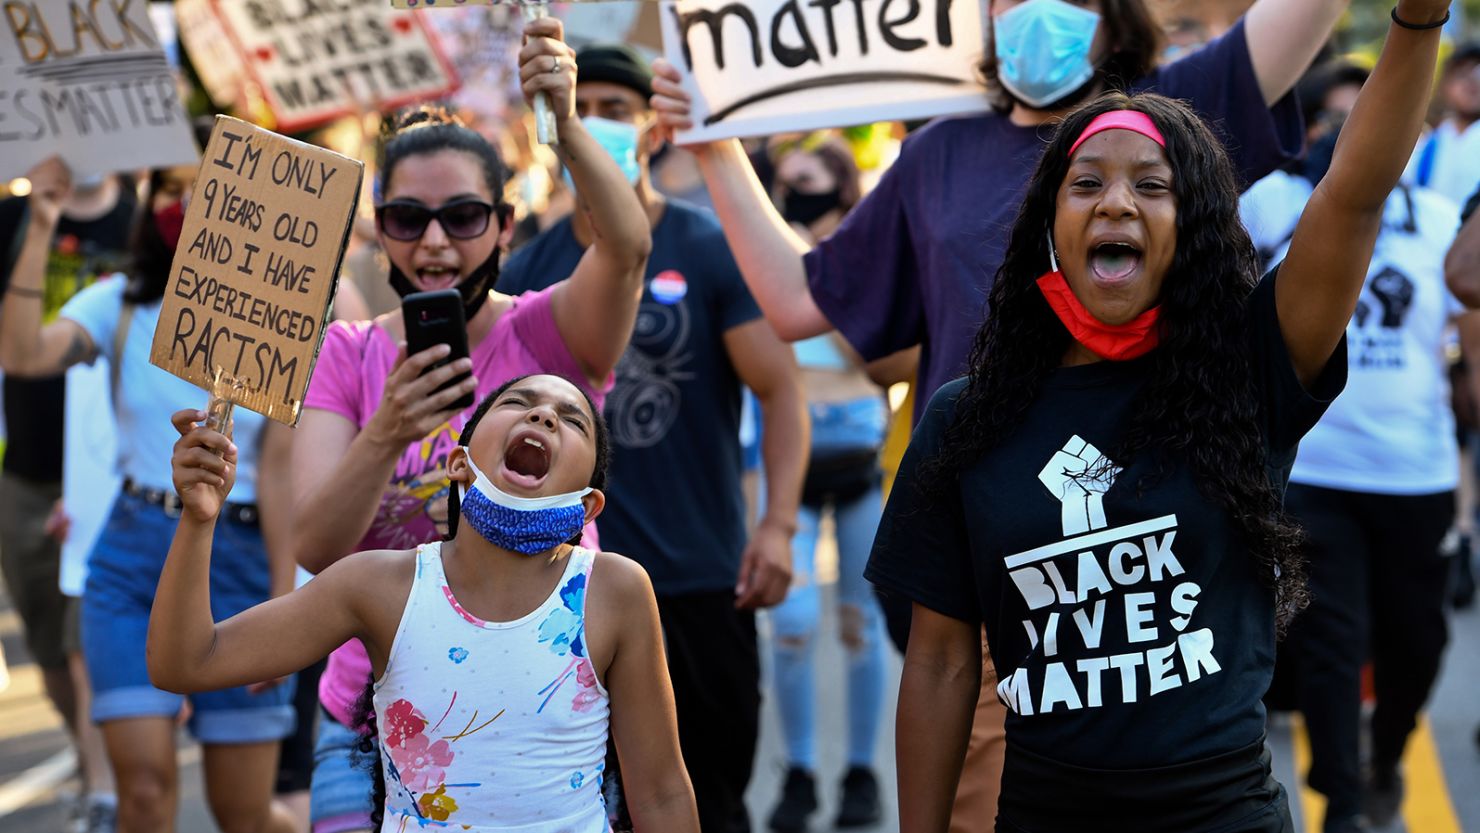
[1036,270,1162,361]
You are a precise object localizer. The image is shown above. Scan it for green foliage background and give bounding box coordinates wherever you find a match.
[1342,0,1479,53]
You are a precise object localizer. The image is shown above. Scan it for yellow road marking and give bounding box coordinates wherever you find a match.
[1289,714,1460,833]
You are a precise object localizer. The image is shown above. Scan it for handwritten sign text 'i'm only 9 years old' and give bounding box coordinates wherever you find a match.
[150,116,363,425]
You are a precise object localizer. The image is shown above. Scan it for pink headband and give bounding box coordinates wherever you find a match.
[1069,111,1167,156]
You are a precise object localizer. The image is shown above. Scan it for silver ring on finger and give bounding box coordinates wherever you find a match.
[550,57,562,74]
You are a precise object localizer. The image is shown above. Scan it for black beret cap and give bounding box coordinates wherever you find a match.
[575,43,653,101]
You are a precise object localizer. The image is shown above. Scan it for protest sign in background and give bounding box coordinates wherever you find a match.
[660,0,990,142]
[150,117,363,425]
[0,0,199,179]
[190,0,460,133]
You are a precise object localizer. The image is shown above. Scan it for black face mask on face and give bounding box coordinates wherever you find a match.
[388,250,502,320]
[782,189,843,228]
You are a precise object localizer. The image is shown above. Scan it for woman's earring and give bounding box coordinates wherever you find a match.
[1046,231,1061,273]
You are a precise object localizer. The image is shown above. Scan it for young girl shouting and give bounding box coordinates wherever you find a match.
[148,375,700,833]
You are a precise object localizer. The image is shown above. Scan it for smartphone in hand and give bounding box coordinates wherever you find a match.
[401,290,475,412]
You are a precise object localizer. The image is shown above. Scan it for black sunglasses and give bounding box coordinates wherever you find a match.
[375,199,505,242]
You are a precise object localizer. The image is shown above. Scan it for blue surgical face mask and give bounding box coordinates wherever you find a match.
[458,455,591,555]
[74,172,107,191]
[993,0,1102,109]
[564,116,642,192]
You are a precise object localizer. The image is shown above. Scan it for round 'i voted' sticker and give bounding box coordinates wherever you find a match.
[651,270,688,305]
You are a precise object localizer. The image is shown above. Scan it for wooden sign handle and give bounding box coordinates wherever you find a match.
[523,2,559,146]
[206,367,239,443]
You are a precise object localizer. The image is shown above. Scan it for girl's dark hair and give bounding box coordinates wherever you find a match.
[379,106,509,204]
[125,117,216,304]
[349,679,387,830]
[980,0,1163,114]
[927,91,1309,632]
[445,374,612,541]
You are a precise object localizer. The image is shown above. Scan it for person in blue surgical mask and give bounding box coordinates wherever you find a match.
[650,0,1356,829]
[498,43,809,833]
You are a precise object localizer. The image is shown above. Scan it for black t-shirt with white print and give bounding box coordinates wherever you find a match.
[866,270,1346,771]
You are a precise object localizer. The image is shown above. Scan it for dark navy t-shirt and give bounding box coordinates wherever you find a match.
[866,270,1346,775]
[499,200,763,595]
[804,19,1304,420]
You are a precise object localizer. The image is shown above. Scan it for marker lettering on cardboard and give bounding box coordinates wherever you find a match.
[150,116,363,426]
[659,0,989,143]
[0,0,197,178]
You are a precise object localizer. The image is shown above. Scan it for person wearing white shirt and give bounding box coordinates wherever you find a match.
[1245,61,1480,833]
[1404,43,1480,207]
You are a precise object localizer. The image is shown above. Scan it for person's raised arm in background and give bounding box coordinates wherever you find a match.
[0,158,98,377]
[1276,0,1451,386]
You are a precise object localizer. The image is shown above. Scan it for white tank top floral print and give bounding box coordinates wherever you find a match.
[373,543,611,832]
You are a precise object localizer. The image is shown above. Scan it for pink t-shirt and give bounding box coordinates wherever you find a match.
[305,285,609,726]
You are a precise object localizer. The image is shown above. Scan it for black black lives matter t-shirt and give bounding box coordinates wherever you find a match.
[0,194,137,483]
[866,271,1346,770]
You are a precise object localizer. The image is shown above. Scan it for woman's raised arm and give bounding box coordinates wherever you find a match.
[1275,0,1450,387]
[522,17,652,386]
[0,158,98,377]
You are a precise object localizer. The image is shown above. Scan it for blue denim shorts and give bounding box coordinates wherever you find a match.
[81,491,295,743]
[310,707,376,832]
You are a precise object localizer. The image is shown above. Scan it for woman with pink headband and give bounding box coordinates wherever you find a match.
[861,1,1452,830]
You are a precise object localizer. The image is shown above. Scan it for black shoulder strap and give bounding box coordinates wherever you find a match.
[3,200,31,284]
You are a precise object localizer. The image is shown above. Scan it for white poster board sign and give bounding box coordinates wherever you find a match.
[660,0,990,142]
[0,0,199,179]
[208,0,460,133]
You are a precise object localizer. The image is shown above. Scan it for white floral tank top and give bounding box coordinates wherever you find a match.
[373,543,611,832]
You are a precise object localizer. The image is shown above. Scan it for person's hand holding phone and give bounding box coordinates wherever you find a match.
[364,344,478,450]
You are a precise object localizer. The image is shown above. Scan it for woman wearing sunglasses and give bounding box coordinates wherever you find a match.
[270,19,652,833]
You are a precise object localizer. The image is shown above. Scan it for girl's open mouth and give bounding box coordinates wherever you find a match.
[500,433,551,490]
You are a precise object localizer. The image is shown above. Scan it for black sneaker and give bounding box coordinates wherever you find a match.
[1362,766,1403,828]
[835,766,883,828]
[768,767,818,833]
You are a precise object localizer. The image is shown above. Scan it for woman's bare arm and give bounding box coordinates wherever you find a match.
[897,604,981,833]
[1275,0,1450,386]
[650,61,831,342]
[0,159,97,377]
[522,17,651,385]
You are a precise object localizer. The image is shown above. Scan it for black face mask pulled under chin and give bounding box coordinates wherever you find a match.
[388,251,501,320]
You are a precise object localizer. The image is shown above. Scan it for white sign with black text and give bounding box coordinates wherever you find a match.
[0,0,198,179]
[659,0,990,143]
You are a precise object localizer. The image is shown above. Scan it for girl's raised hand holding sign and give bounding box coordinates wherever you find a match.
[169,409,239,524]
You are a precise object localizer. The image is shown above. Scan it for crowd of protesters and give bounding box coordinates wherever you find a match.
[2,1,1480,833]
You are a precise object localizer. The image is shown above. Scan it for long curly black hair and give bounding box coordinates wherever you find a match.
[927,91,1309,632]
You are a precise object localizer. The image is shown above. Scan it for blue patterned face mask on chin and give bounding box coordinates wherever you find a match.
[458,456,591,555]
[994,0,1102,109]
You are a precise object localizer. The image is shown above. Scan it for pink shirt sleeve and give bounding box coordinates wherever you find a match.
[304,320,374,425]
[507,285,615,405]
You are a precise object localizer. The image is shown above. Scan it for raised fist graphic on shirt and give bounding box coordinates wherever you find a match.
[1038,436,1120,537]
[1368,267,1415,328]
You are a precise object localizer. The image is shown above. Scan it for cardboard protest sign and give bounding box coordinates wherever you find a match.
[175,0,248,109]
[660,0,990,142]
[150,117,363,426]
[0,0,198,179]
[202,0,460,133]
